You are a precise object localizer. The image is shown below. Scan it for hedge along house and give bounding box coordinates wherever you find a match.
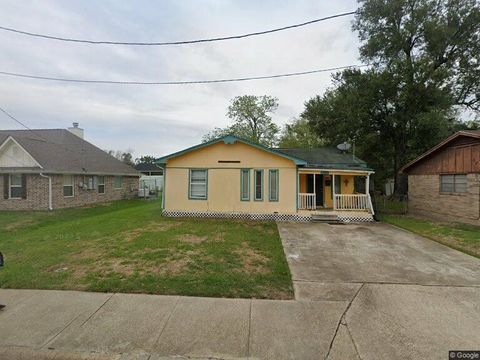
[157,135,375,222]
[402,131,480,226]
[0,124,140,211]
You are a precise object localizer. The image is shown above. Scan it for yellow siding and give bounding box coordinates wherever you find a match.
[164,141,297,214]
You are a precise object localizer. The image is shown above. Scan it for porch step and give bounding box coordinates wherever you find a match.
[311,214,343,224]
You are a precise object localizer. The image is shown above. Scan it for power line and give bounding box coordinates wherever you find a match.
[0,11,356,46]
[0,106,86,158]
[0,64,367,86]
[0,107,47,142]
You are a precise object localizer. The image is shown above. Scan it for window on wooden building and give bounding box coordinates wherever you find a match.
[189,169,207,199]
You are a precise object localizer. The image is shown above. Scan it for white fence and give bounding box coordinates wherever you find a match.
[334,194,369,211]
[298,193,316,210]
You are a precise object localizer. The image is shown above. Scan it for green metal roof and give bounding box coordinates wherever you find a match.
[155,135,308,166]
[275,148,373,171]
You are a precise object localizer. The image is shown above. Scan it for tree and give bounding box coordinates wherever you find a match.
[202,95,280,146]
[135,155,157,164]
[278,118,324,148]
[106,149,135,166]
[304,0,480,195]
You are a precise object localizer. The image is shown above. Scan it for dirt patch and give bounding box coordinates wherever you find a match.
[120,221,180,241]
[106,259,136,276]
[176,234,208,244]
[234,242,270,274]
[4,219,36,231]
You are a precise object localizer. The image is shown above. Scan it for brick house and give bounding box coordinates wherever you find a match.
[402,131,480,225]
[0,124,140,211]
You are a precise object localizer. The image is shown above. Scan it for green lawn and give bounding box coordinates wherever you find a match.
[0,200,293,299]
[380,215,480,258]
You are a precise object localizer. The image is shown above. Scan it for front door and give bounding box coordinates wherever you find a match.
[315,174,323,207]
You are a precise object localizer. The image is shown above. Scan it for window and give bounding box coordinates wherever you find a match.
[354,176,366,194]
[113,176,123,189]
[240,169,250,201]
[269,169,279,201]
[440,174,467,193]
[98,176,105,194]
[63,175,74,197]
[9,174,24,199]
[254,170,263,201]
[334,175,342,194]
[189,169,207,199]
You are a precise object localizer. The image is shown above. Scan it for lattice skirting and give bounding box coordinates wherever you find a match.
[162,210,311,222]
[337,214,374,223]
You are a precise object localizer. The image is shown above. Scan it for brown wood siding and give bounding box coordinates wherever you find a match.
[408,137,480,175]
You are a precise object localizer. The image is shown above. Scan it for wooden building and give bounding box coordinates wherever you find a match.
[402,131,480,225]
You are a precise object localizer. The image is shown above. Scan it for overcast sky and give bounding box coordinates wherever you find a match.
[0,0,360,158]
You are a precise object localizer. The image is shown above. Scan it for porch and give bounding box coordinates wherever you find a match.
[297,170,374,214]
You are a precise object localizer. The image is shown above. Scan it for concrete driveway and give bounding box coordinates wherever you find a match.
[278,222,480,359]
[0,223,478,360]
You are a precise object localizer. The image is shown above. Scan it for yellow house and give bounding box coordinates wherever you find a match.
[157,135,374,222]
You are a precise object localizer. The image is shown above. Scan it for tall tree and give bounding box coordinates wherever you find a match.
[304,0,480,195]
[202,95,280,146]
[278,118,324,148]
[136,155,157,164]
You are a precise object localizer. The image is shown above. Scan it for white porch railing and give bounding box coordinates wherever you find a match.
[298,193,316,210]
[334,194,369,211]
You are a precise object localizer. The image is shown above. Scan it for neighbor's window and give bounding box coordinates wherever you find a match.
[113,176,123,189]
[269,169,279,201]
[9,174,24,199]
[240,169,250,201]
[63,175,74,197]
[440,174,467,193]
[189,169,207,199]
[98,176,105,194]
[254,169,263,201]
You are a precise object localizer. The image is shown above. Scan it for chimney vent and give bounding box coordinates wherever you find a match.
[68,122,84,139]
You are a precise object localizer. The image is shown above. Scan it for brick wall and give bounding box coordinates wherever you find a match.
[408,174,480,225]
[0,174,139,211]
[0,174,49,210]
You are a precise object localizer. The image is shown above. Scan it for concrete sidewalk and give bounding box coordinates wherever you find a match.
[0,289,347,360]
[1,285,480,360]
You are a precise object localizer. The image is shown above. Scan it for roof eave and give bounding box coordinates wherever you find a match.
[156,135,307,166]
[401,131,480,173]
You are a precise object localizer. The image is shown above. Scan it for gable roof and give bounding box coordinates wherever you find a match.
[0,129,140,176]
[155,135,308,165]
[401,130,480,173]
[276,148,372,171]
[135,162,164,173]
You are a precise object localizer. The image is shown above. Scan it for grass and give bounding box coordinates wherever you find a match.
[380,214,480,259]
[375,195,408,215]
[0,199,293,299]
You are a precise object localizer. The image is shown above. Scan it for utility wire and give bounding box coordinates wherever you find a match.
[0,11,356,46]
[0,107,47,142]
[0,106,87,158]
[0,64,367,86]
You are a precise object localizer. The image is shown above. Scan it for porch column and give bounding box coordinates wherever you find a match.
[332,174,336,210]
[313,174,316,208]
[365,174,370,195]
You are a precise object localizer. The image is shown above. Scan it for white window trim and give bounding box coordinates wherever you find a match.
[63,175,75,198]
[9,174,23,199]
[113,176,123,189]
[189,169,208,200]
